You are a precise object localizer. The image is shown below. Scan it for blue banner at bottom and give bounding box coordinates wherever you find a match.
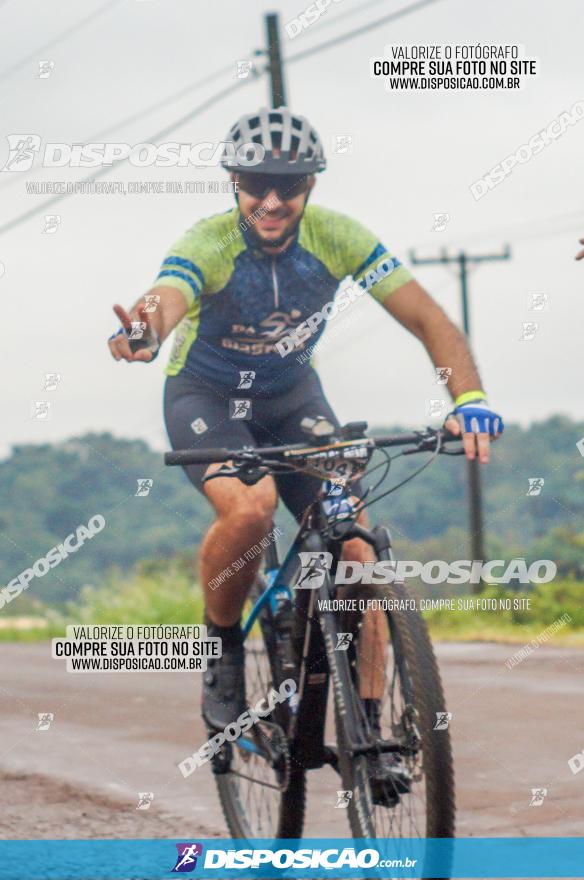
[0,837,583,879]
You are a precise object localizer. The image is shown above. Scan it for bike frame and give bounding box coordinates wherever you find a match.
[238,479,397,772]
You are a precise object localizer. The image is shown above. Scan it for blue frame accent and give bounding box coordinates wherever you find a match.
[242,569,292,638]
[241,479,354,642]
[234,737,261,755]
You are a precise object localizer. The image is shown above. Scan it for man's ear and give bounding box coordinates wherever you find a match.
[304,174,316,206]
[230,172,239,204]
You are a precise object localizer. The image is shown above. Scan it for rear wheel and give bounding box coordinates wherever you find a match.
[214,580,306,839]
[334,580,455,842]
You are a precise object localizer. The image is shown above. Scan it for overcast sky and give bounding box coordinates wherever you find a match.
[1,0,583,457]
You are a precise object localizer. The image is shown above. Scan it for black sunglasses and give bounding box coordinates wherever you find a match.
[236,173,310,201]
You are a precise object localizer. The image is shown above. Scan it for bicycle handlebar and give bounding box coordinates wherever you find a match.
[164,428,460,467]
[165,447,232,466]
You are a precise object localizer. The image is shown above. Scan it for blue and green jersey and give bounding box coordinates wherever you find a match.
[152,204,412,394]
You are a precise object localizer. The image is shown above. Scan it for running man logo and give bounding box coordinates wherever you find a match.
[135,479,154,497]
[129,321,147,340]
[296,552,332,590]
[37,60,55,79]
[172,843,203,873]
[42,214,61,234]
[519,322,538,342]
[427,398,447,418]
[527,478,544,497]
[136,792,154,810]
[434,367,452,385]
[335,790,353,809]
[237,370,256,390]
[335,632,353,651]
[333,135,353,155]
[433,711,453,731]
[32,401,51,420]
[432,212,451,232]
[528,293,548,311]
[1,135,41,171]
[36,712,54,731]
[529,787,547,806]
[143,294,161,313]
[43,373,61,391]
[230,399,252,420]
[235,60,253,79]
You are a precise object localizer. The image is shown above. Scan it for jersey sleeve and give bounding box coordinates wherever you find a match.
[150,209,242,308]
[336,214,413,304]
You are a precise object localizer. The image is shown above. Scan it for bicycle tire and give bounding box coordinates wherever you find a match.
[333,580,455,842]
[214,579,306,840]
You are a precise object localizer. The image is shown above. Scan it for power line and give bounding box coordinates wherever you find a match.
[286,0,442,65]
[297,0,405,35]
[0,77,256,236]
[0,0,125,81]
[0,61,240,193]
[0,0,440,234]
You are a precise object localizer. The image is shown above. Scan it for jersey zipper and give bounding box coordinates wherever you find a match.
[271,257,280,308]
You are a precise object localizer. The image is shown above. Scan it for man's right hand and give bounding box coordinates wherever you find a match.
[108,304,158,363]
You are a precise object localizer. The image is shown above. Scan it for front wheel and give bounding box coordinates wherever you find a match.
[214,579,306,840]
[334,580,455,841]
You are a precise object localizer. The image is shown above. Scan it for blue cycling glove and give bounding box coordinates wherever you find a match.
[451,395,504,437]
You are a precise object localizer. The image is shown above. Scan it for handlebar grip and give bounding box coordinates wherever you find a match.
[164,448,231,466]
[373,428,461,448]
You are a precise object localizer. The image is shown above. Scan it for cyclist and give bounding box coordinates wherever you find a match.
[108,106,503,797]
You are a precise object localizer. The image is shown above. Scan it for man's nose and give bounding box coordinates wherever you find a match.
[261,189,284,210]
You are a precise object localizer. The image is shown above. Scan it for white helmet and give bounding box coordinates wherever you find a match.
[221,106,326,174]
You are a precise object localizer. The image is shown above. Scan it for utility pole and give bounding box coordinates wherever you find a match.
[410,246,511,591]
[265,13,287,107]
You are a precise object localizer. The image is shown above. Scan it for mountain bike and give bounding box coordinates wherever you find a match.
[165,419,459,848]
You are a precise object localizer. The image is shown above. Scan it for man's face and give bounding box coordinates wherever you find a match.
[234,172,315,249]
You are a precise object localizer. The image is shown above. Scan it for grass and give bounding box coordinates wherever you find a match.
[423,581,584,645]
[1,562,582,648]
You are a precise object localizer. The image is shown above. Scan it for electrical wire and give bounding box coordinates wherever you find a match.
[0,0,125,81]
[0,61,241,193]
[298,0,407,35]
[0,76,257,236]
[0,0,441,235]
[286,0,442,65]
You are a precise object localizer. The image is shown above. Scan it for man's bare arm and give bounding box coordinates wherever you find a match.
[381,279,483,400]
[108,286,189,362]
[124,286,189,342]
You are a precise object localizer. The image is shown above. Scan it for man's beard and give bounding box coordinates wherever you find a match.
[246,213,302,250]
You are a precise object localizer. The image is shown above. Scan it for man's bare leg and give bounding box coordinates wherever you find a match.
[200,467,277,728]
[201,465,278,625]
[341,510,388,701]
[342,512,411,793]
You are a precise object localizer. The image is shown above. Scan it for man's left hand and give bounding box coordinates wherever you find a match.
[444,401,504,464]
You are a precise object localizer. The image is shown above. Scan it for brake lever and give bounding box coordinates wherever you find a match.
[202,464,240,482]
[202,462,271,486]
[401,431,440,455]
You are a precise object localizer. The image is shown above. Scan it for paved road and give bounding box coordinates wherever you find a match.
[0,642,582,841]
